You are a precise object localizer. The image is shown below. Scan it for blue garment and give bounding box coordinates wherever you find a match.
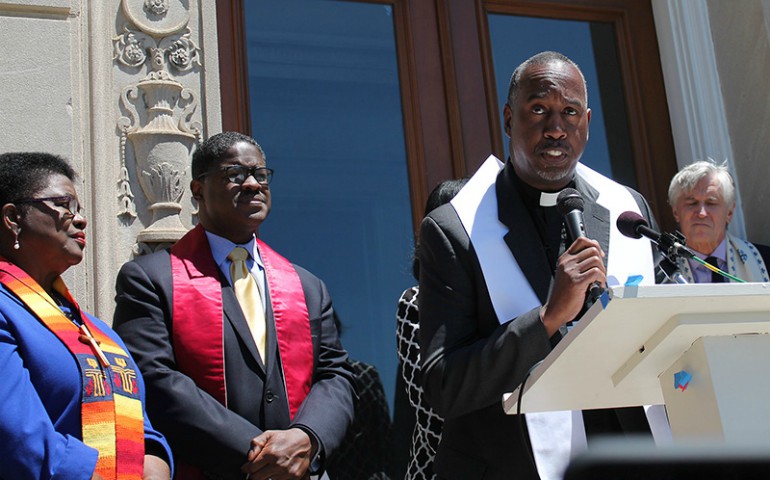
[0,283,172,479]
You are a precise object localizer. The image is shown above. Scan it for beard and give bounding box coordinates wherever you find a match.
[535,164,574,183]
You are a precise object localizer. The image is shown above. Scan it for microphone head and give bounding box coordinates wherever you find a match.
[556,188,584,217]
[616,211,648,239]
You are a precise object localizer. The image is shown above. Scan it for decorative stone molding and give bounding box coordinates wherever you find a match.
[114,25,201,72]
[114,0,201,252]
[123,0,190,37]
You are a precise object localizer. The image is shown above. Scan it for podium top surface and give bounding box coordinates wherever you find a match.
[503,283,770,414]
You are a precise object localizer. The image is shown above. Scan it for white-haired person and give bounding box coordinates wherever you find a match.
[668,160,770,283]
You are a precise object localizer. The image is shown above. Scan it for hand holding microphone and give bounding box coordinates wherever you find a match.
[538,189,606,337]
[556,188,606,301]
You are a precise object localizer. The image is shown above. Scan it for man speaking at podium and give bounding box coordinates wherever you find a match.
[418,51,666,480]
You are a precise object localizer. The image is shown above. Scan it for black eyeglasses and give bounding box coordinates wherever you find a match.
[198,165,274,186]
[14,195,84,219]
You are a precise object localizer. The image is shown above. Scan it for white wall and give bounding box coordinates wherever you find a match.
[0,0,89,297]
[0,0,222,319]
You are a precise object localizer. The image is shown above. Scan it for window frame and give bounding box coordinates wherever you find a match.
[216,0,678,231]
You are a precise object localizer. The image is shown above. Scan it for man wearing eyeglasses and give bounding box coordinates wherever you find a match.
[113,131,356,480]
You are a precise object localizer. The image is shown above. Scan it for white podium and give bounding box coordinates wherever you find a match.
[503,283,770,443]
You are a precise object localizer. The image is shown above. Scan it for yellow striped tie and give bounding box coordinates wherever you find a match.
[228,247,266,363]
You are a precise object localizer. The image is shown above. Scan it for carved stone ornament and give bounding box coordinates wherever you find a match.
[113,25,201,73]
[113,29,150,68]
[115,0,202,250]
[118,70,202,244]
[122,0,189,37]
[145,0,169,17]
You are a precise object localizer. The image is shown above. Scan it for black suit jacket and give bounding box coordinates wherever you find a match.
[754,243,770,267]
[113,248,355,479]
[418,161,659,480]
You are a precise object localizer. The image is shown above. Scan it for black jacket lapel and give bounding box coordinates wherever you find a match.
[497,163,552,304]
[575,175,610,266]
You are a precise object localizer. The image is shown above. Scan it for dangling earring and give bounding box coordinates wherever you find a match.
[13,234,19,250]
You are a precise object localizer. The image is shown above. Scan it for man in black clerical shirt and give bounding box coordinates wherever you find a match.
[418,51,664,480]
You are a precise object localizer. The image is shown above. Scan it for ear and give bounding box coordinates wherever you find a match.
[726,201,735,225]
[503,103,513,138]
[190,179,204,203]
[671,205,680,224]
[1,203,21,236]
[585,108,592,142]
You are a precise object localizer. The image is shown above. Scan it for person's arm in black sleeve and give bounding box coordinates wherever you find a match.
[417,211,552,419]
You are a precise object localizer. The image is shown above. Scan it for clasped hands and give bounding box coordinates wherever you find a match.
[241,427,316,480]
[540,236,606,337]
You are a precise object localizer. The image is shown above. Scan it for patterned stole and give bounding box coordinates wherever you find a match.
[677,232,770,283]
[170,225,313,417]
[0,259,144,480]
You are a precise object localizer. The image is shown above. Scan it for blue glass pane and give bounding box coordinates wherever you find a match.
[488,14,613,178]
[244,0,413,412]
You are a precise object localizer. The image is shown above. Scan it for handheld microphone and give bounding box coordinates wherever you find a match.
[556,188,604,300]
[555,188,586,242]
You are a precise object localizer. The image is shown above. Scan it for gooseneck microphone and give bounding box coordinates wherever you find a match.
[617,211,663,242]
[616,211,694,284]
[556,188,604,300]
[616,211,694,259]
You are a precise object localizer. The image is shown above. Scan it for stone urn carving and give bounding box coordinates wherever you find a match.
[114,0,201,248]
[119,72,199,244]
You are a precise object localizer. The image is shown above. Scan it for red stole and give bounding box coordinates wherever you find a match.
[170,225,313,417]
[0,259,145,480]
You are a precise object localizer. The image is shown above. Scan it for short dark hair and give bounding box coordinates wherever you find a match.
[0,152,76,206]
[423,177,468,217]
[507,51,587,106]
[191,131,266,179]
[413,177,469,279]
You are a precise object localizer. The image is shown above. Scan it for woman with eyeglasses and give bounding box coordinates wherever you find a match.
[0,152,172,480]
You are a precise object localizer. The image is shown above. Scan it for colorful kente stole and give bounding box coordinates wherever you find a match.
[170,225,313,416]
[0,259,145,480]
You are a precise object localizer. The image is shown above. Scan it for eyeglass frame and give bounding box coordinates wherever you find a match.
[14,195,84,219]
[197,165,274,186]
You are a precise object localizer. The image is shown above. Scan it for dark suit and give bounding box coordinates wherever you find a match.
[418,161,659,479]
[113,247,355,479]
[755,243,770,267]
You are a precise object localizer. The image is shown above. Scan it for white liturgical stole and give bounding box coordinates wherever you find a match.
[450,155,661,480]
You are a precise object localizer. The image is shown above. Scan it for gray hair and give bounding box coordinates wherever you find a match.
[668,159,735,206]
[506,51,587,106]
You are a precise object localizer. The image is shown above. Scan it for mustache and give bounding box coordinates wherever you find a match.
[236,191,266,201]
[536,140,570,153]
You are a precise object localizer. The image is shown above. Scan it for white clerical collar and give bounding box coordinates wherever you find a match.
[539,191,561,207]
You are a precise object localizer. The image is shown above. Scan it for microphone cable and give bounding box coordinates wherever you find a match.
[691,256,745,283]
